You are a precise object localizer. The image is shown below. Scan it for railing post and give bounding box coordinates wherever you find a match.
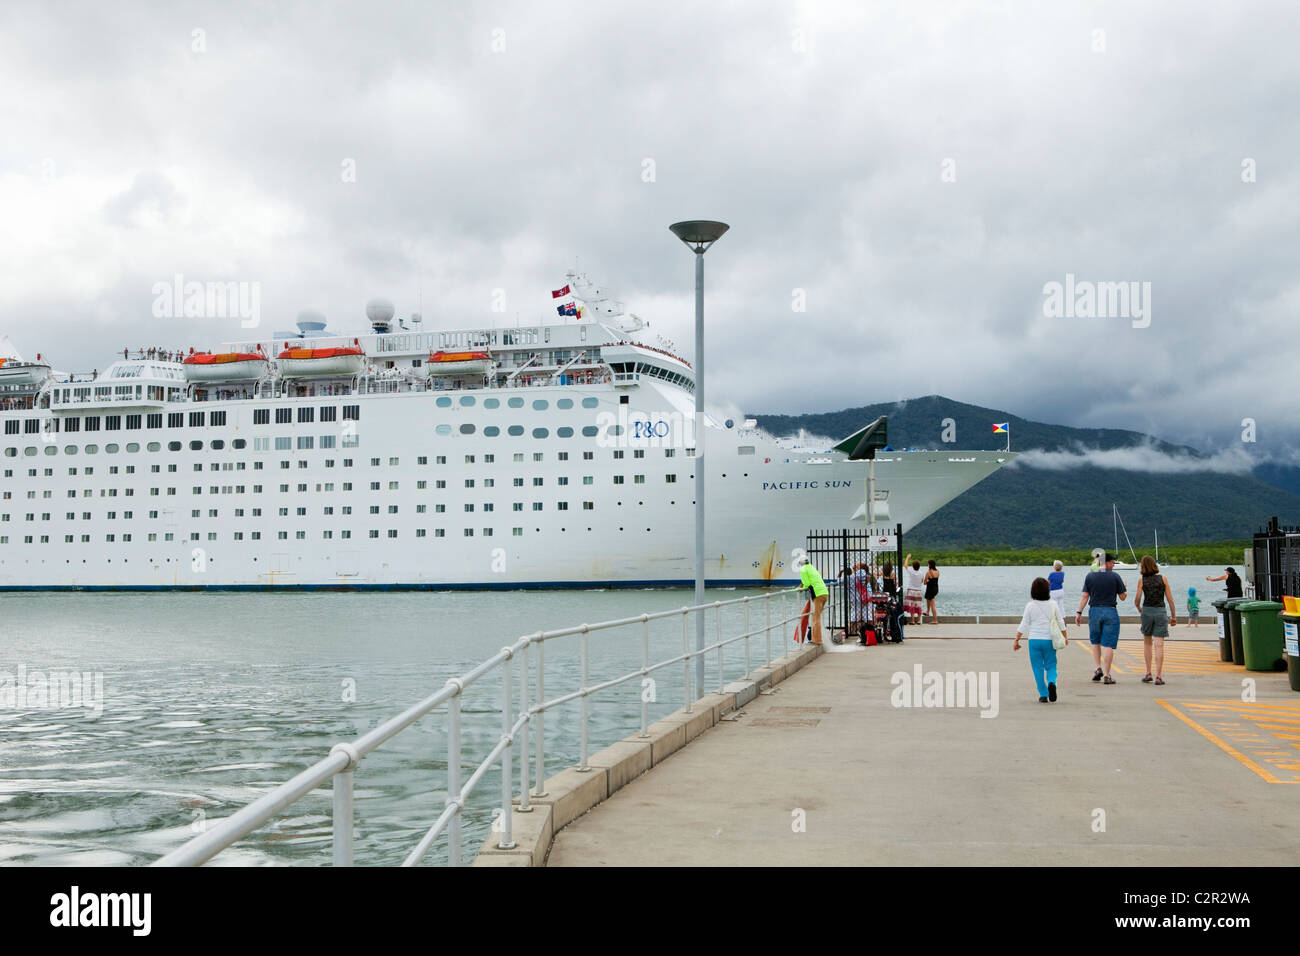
[447,684,462,866]
[498,649,516,850]
[578,627,590,772]
[683,608,692,713]
[766,594,772,665]
[640,615,650,737]
[532,635,547,797]
[517,640,532,812]
[716,601,724,694]
[744,599,751,677]
[332,769,354,867]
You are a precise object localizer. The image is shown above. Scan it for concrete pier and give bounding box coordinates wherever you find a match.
[542,623,1299,866]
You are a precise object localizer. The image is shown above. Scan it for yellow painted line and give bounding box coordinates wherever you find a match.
[1156,699,1288,783]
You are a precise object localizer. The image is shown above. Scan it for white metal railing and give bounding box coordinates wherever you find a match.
[152,586,804,867]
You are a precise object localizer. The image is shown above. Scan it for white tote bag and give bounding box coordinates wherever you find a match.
[1049,605,1067,650]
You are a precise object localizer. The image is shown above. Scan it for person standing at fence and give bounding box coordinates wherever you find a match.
[1186,587,1200,626]
[1135,555,1176,685]
[902,554,925,624]
[1048,560,1067,628]
[923,559,940,624]
[1014,576,1067,702]
[848,561,870,637]
[1076,553,1126,684]
[798,557,828,645]
[1206,567,1243,598]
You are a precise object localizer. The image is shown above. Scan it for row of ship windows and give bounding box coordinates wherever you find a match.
[0,525,662,545]
[3,474,681,501]
[3,440,701,457]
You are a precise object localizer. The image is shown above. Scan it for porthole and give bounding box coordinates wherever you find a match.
[557,427,574,438]
[459,396,476,407]
[436,397,452,408]
[64,446,78,455]
[484,426,500,437]
[532,400,548,410]
[508,397,524,408]
[459,424,476,435]
[126,443,140,453]
[484,398,500,409]
[557,398,574,409]
[532,428,549,438]
[581,397,598,408]
[168,441,182,451]
[435,424,452,436]
[581,426,598,437]
[507,425,524,437]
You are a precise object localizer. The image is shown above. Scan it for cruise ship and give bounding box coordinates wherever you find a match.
[0,276,1012,589]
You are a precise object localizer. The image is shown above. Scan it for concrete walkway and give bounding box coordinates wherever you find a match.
[548,626,1300,865]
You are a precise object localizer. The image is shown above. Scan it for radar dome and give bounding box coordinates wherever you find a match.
[365,298,395,323]
[295,309,327,333]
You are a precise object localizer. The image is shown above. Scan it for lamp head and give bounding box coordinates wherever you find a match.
[669,220,729,252]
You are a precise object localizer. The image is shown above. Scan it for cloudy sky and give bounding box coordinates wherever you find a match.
[3,0,1297,459]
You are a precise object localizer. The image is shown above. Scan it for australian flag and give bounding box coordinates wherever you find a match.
[556,302,578,316]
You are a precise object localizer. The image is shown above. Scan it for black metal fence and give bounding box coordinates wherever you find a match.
[1252,516,1300,601]
[805,525,903,638]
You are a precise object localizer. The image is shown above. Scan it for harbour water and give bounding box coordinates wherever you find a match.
[0,565,1233,866]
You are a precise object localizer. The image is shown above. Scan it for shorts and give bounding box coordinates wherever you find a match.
[1140,606,1169,638]
[1189,612,1199,623]
[1088,606,1120,648]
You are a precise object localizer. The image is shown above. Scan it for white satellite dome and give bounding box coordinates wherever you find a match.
[365,298,395,323]
[296,309,327,333]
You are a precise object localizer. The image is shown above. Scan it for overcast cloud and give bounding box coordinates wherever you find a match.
[2,0,1298,458]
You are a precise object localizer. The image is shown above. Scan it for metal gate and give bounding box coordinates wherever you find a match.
[805,525,903,639]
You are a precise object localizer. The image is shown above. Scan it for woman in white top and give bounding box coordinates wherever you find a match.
[902,554,925,623]
[1013,576,1068,702]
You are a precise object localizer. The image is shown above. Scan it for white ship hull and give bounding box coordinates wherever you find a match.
[0,376,1010,589]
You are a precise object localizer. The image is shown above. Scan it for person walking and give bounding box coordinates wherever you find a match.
[1076,552,1127,684]
[1048,560,1067,628]
[1014,577,1068,702]
[902,554,925,624]
[1135,555,1176,685]
[1186,587,1200,627]
[923,560,940,624]
[1206,568,1244,598]
[798,557,829,646]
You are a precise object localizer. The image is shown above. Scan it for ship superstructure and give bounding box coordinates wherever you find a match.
[0,277,1012,588]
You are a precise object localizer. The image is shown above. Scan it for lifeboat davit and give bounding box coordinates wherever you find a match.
[277,344,366,378]
[183,351,269,382]
[427,350,492,376]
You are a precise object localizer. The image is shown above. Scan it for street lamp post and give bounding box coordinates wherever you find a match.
[669,220,729,700]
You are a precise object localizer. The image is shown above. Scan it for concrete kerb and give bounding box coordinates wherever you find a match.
[473,641,824,866]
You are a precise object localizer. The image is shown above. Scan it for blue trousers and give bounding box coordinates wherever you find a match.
[1027,639,1058,697]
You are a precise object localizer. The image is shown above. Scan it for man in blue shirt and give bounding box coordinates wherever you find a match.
[1076,553,1127,684]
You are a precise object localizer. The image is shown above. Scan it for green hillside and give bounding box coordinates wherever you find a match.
[749,396,1300,550]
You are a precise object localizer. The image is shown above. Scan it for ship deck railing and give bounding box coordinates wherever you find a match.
[151,585,804,867]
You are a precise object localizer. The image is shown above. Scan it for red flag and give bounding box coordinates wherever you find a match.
[551,284,571,298]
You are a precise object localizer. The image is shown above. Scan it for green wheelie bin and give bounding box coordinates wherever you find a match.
[1237,601,1286,672]
[1223,597,1250,666]
[1282,612,1300,692]
[1212,598,1232,662]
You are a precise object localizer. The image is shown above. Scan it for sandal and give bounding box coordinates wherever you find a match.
[1142,673,1153,683]
[1154,677,1165,685]
[1103,675,1116,684]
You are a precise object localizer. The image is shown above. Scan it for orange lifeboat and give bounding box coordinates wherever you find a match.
[427,350,492,376]
[182,351,269,382]
[277,344,366,378]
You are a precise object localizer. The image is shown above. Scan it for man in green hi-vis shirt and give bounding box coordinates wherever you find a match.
[799,557,828,645]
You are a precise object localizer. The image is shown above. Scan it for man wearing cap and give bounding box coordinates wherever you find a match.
[1076,552,1127,684]
[798,557,829,645]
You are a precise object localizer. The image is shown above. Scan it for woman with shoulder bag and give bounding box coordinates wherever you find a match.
[1013,577,1068,703]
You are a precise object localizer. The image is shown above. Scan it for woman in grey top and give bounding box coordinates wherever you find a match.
[1135,555,1176,684]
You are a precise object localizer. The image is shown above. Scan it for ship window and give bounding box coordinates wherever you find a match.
[297,436,313,449]
[84,417,100,432]
[2,448,12,457]
[532,400,548,410]
[581,426,599,437]
[557,398,573,409]
[320,406,337,422]
[189,412,205,427]
[343,405,360,420]
[436,397,452,407]
[126,443,140,453]
[254,409,270,425]
[276,408,292,423]
[435,424,452,436]
[556,427,573,438]
[209,440,224,450]
[459,424,475,435]
[211,411,226,426]
[484,398,500,409]
[64,446,77,455]
[320,435,335,449]
[275,437,291,450]
[84,445,98,454]
[484,426,500,437]
[532,428,549,438]
[460,396,476,406]
[189,441,203,451]
[298,407,314,423]
[582,398,598,408]
[507,425,524,437]
[233,439,246,449]
[126,415,142,430]
[508,397,524,408]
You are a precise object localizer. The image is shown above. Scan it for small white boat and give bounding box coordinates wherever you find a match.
[427,350,492,376]
[0,359,52,387]
[183,352,269,382]
[277,345,365,378]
